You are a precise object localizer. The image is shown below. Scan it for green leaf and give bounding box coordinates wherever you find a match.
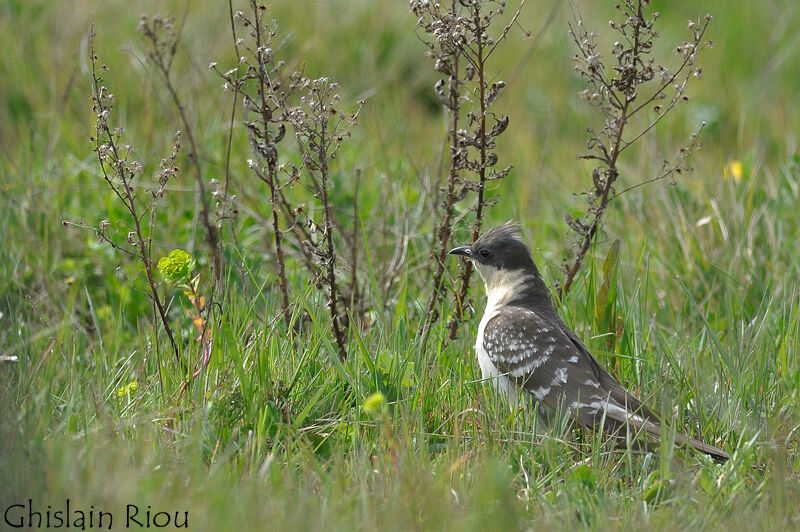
[594,239,620,328]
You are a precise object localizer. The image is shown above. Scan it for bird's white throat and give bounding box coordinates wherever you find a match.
[473,264,528,315]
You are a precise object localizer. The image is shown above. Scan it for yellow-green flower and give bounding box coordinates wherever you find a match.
[157,249,196,283]
[117,380,138,398]
[724,160,743,181]
[362,392,386,417]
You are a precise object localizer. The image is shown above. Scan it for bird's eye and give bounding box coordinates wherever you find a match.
[479,249,491,259]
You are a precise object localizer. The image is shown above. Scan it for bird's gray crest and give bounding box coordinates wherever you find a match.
[474,220,525,248]
[467,220,537,273]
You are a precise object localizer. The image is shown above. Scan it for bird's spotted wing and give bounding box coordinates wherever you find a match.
[482,306,649,428]
[558,324,660,421]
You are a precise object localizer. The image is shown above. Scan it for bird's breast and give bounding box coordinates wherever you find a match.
[475,309,500,381]
[475,311,519,403]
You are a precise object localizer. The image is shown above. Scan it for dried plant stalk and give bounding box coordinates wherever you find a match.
[84,24,183,368]
[561,0,711,297]
[412,0,520,345]
[216,2,362,359]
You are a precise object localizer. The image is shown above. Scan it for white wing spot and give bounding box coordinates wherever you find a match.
[510,355,549,377]
[531,386,551,400]
[568,355,579,363]
[570,401,602,414]
[605,403,647,425]
[554,367,568,384]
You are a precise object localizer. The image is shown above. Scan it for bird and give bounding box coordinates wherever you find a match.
[449,221,729,461]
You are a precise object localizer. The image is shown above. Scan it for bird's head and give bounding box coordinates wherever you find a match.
[449,221,553,312]
[448,221,538,286]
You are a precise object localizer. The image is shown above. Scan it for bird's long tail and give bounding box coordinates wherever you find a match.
[603,403,729,462]
[632,418,729,462]
[671,430,729,462]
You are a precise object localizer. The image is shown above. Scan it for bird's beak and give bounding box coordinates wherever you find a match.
[448,246,472,258]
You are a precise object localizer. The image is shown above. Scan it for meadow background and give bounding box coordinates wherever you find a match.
[1,0,799,529]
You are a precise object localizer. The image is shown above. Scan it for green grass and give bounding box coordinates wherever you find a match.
[2,0,800,529]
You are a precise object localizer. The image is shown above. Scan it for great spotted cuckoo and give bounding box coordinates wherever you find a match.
[449,221,728,461]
